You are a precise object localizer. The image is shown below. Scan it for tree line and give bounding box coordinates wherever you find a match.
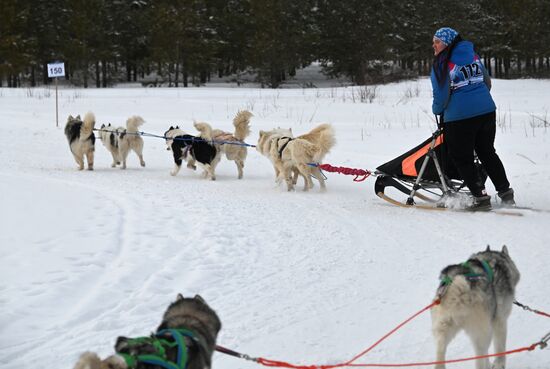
[1,0,549,88]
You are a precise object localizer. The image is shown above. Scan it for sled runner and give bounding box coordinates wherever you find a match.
[374,128,487,209]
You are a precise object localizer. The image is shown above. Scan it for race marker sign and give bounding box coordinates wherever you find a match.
[47,62,65,78]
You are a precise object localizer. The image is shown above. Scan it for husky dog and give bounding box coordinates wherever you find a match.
[431,245,520,369]
[258,124,335,191]
[64,112,96,170]
[73,294,221,369]
[99,117,145,169]
[257,127,294,183]
[212,110,253,179]
[118,116,146,169]
[164,122,221,180]
[98,123,121,167]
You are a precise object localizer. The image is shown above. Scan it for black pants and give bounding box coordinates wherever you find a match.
[444,111,510,196]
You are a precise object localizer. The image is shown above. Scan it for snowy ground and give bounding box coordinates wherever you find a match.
[0,79,549,369]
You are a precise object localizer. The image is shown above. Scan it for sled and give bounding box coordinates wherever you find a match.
[374,128,486,208]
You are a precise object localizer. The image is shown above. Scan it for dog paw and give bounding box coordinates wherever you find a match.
[141,161,146,167]
[111,163,117,168]
[170,171,177,176]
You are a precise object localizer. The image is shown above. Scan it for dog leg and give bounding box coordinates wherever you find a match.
[86,151,94,170]
[296,163,313,191]
[135,149,145,167]
[465,318,492,369]
[311,166,326,191]
[432,317,459,369]
[491,318,507,369]
[73,153,84,170]
[187,158,197,170]
[291,168,300,185]
[236,160,244,179]
[110,152,119,167]
[171,163,181,176]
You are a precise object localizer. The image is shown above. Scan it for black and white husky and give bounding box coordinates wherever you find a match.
[99,116,146,169]
[432,245,520,369]
[164,122,221,180]
[64,112,96,170]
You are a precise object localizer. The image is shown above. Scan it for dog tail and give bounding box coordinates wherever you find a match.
[233,110,253,141]
[81,112,96,140]
[73,352,103,369]
[73,352,127,369]
[311,124,336,162]
[126,115,145,133]
[194,121,214,141]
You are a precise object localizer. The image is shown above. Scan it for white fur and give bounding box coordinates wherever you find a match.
[212,110,253,179]
[118,116,146,169]
[257,124,336,191]
[73,352,127,369]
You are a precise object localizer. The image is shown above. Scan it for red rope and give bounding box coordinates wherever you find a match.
[255,300,440,369]
[534,309,550,318]
[221,298,546,369]
[317,163,372,182]
[256,343,539,369]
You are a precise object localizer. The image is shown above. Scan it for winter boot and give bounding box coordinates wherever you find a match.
[469,195,492,211]
[498,188,515,206]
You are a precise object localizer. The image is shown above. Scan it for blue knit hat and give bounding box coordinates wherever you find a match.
[434,27,458,46]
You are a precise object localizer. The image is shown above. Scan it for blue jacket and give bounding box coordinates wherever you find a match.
[431,40,496,122]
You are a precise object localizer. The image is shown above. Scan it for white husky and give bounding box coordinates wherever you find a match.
[212,110,253,179]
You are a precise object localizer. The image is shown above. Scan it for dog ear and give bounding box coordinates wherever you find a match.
[289,128,293,133]
[176,125,179,129]
[194,294,206,304]
[108,123,111,126]
[68,115,74,120]
[176,293,184,301]
[101,123,105,128]
[169,126,174,130]
[76,115,81,120]
[502,245,509,256]
[486,245,491,252]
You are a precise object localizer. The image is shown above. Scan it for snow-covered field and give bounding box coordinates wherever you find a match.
[0,79,549,369]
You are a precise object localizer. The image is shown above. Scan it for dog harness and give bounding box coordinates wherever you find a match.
[116,328,203,369]
[437,259,494,297]
[277,137,294,158]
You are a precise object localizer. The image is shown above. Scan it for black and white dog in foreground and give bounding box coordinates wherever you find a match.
[64,112,96,170]
[164,122,221,180]
[432,245,520,369]
[73,294,222,369]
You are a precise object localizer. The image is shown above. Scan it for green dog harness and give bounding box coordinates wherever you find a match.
[117,328,195,369]
[437,259,494,297]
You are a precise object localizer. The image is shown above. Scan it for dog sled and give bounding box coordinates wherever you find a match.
[374,128,487,209]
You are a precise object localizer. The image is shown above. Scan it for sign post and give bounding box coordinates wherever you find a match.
[47,62,65,127]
